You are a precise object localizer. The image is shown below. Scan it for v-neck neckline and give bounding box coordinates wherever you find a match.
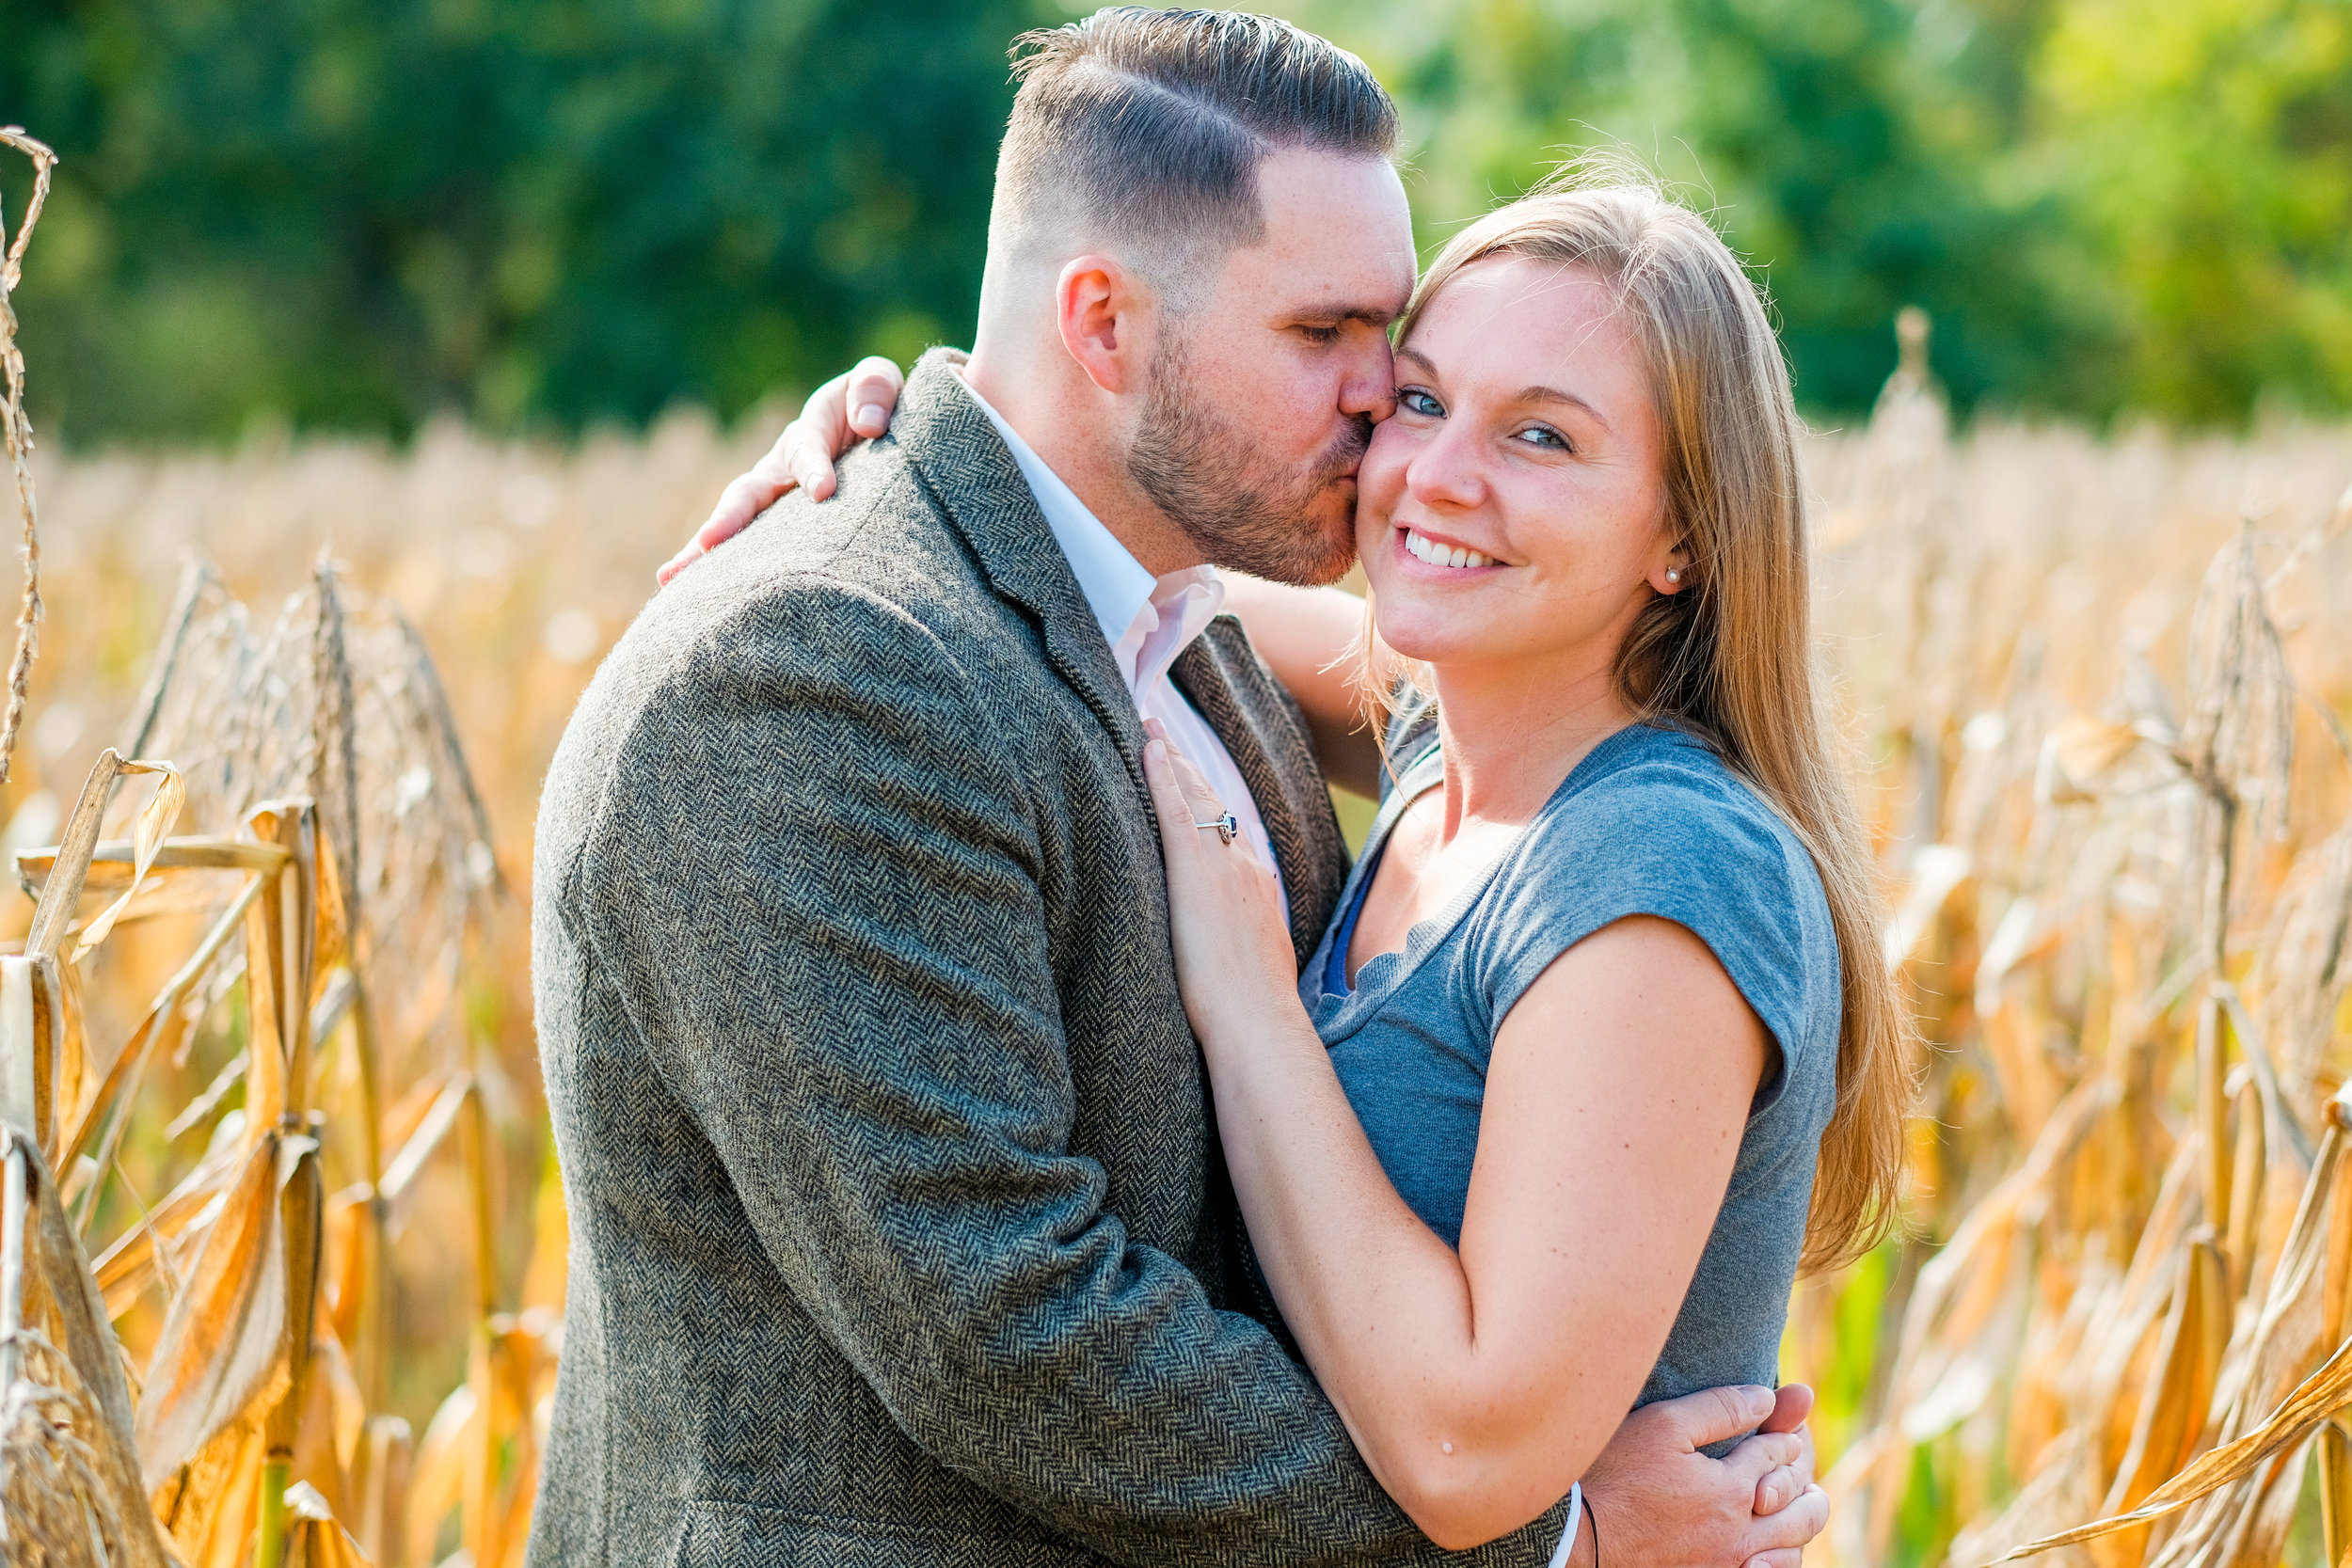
[1310,722,1659,1036]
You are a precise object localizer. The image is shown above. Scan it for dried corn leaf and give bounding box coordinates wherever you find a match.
[2101,1237,2228,1530]
[91,1125,246,1320]
[134,1129,301,1493]
[2041,718,2156,803]
[403,1381,473,1566]
[346,1415,408,1568]
[1886,845,1972,970]
[379,1074,469,1211]
[60,873,266,1182]
[74,766,187,956]
[23,752,167,962]
[1992,1326,2352,1560]
[264,1140,325,1460]
[14,837,291,901]
[154,1413,262,1568]
[282,1480,370,1568]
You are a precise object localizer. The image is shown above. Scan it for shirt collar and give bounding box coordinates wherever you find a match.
[961,377,1225,699]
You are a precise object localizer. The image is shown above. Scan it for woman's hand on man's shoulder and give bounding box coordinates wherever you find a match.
[660,356,907,586]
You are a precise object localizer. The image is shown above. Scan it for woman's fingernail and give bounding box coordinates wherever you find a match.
[856,404,889,430]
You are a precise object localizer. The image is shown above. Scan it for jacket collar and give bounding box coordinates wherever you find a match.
[893,349,1329,964]
[893,349,1148,774]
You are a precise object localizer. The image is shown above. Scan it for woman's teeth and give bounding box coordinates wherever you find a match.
[1403,529,1492,570]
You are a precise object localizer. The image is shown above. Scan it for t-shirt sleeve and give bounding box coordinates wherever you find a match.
[1471,758,1831,1110]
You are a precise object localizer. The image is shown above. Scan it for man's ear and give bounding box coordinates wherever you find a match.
[1056,254,1149,395]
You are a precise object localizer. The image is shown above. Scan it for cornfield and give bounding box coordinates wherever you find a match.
[7,133,2352,1568]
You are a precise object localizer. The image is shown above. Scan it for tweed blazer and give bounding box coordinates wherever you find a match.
[528,351,1572,1567]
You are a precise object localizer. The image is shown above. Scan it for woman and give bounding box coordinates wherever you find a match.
[672,176,1907,1553]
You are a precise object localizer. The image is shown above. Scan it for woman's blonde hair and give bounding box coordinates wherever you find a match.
[1382,167,1914,1272]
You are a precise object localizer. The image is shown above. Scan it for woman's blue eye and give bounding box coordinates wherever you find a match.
[1398,388,1444,417]
[1518,424,1571,451]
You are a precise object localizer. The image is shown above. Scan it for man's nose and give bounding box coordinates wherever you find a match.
[1340,338,1396,423]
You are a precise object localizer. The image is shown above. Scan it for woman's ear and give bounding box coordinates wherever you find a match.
[1650,540,1693,595]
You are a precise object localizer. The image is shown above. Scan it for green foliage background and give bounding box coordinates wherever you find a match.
[2,0,2348,444]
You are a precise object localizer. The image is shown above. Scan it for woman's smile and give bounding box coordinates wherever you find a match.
[1396,524,1504,572]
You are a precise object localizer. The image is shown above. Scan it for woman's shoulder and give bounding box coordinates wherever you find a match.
[1544,724,1819,885]
[1478,722,1840,1075]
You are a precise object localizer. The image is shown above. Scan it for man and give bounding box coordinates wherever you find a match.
[537,10,1827,1564]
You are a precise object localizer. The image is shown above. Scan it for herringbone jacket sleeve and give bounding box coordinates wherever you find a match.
[554,570,1565,1567]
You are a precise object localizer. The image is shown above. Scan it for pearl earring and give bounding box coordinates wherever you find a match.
[1665,567,1682,585]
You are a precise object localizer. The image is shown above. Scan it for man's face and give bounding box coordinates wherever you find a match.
[1125,148,1416,587]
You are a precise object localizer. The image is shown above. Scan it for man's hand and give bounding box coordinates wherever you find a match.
[1575,1384,1826,1568]
[657,355,905,585]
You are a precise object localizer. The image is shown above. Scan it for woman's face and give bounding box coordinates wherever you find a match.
[1358,255,1681,683]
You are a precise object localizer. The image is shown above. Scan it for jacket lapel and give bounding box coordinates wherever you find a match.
[893,348,1349,970]
[1171,626,1350,970]
[892,350,1150,785]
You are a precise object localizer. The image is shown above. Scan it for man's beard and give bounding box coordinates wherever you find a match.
[1126,338,1370,588]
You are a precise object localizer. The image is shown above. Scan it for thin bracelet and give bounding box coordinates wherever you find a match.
[1589,1494,1600,1568]
[1546,1485,1584,1568]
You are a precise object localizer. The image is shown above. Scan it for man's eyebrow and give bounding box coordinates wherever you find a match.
[1287,277,1417,326]
[1284,301,1406,326]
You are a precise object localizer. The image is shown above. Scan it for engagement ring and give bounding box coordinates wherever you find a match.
[1194,811,1239,846]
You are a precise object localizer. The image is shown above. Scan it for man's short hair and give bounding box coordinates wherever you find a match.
[994,8,1398,304]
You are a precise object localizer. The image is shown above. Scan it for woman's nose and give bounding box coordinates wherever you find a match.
[1406,424,1485,510]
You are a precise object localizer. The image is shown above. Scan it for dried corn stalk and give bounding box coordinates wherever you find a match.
[0,128,56,785]
[1795,323,2352,1568]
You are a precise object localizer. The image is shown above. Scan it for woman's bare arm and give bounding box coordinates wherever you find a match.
[1216,574,1383,799]
[1142,735,1768,1550]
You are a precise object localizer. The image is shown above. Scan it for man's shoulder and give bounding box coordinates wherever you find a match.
[680,436,971,618]
[615,439,997,683]
[540,441,1018,837]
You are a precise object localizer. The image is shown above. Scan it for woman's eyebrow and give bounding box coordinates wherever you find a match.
[1402,347,1609,432]
[1518,385,1612,430]
[1397,348,1613,431]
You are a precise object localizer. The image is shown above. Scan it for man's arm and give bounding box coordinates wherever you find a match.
[569,575,1565,1566]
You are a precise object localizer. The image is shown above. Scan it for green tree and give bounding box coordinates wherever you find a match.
[2027,0,2352,421]
[0,0,1061,443]
[4,0,2348,440]
[1297,0,2103,416]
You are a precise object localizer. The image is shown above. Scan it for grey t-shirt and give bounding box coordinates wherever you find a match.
[1299,719,1839,1410]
